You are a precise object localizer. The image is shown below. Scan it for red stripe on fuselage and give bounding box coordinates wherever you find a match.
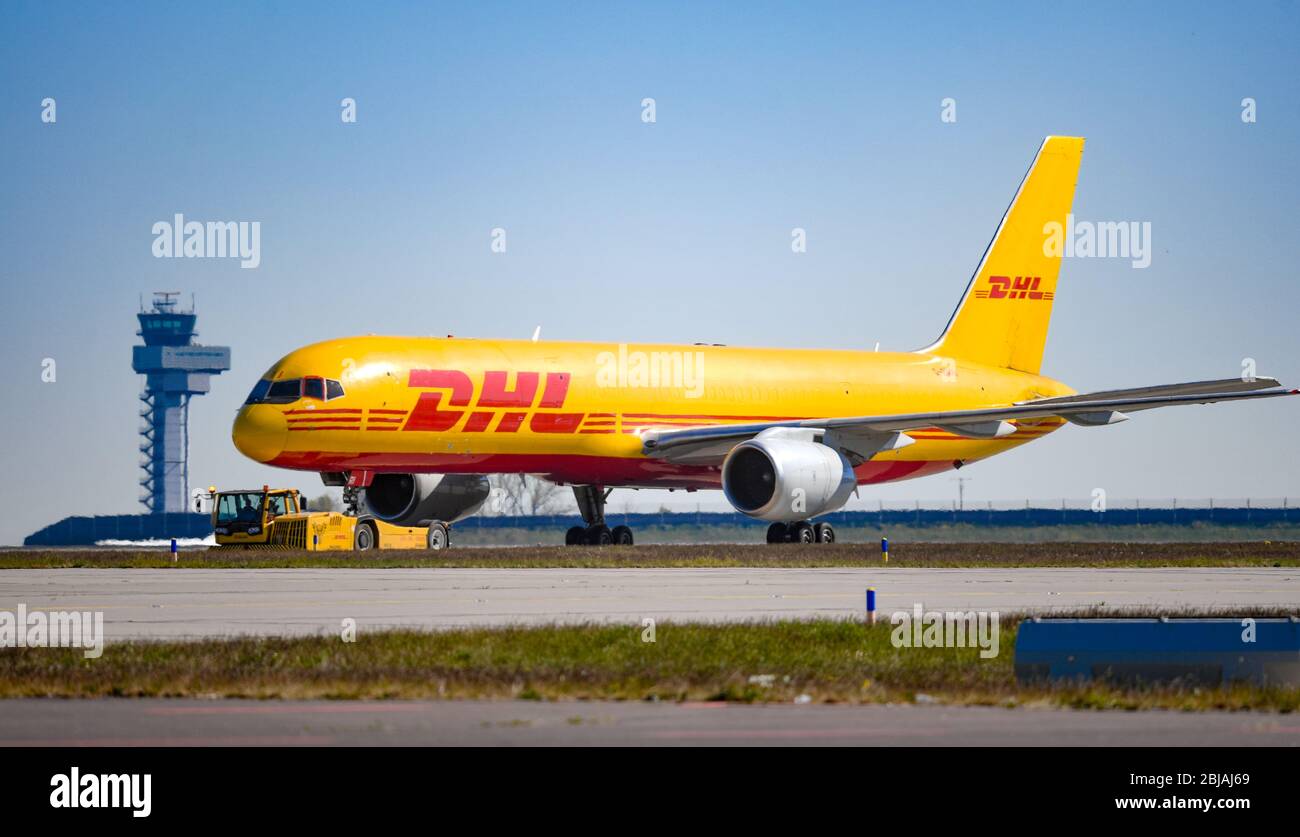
[288,417,361,424]
[622,412,807,421]
[265,450,958,490]
[284,408,363,415]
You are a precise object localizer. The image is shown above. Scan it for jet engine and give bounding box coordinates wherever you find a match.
[363,473,490,526]
[721,432,856,522]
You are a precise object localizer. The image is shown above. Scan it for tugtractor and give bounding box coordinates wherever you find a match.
[204,486,448,550]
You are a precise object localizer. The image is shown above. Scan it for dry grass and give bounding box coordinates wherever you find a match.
[3,541,1299,569]
[2,616,1296,711]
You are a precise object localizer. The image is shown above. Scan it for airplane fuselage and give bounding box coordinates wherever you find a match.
[233,335,1074,489]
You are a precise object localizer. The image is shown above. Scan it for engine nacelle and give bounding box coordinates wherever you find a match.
[363,473,490,526]
[721,432,856,522]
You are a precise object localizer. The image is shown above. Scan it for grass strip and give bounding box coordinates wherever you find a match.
[3,541,1299,569]
[2,616,1296,711]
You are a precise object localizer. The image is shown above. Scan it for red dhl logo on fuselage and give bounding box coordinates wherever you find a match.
[286,368,1066,440]
[973,275,1053,301]
[404,369,582,433]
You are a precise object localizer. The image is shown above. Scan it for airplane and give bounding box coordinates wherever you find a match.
[231,136,1295,548]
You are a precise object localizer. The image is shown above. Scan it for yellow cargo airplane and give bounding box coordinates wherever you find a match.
[232,136,1295,547]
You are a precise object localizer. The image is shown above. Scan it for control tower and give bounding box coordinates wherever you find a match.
[132,292,231,513]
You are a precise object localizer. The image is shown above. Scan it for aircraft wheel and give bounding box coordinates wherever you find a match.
[791,521,815,544]
[814,522,835,544]
[565,526,587,546]
[611,525,634,546]
[585,524,612,546]
[766,522,789,544]
[354,523,376,551]
[426,521,449,550]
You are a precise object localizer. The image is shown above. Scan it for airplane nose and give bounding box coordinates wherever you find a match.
[232,405,287,463]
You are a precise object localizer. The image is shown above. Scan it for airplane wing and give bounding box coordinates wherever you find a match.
[640,377,1297,464]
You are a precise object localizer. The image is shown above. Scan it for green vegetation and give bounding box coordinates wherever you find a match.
[2,617,1294,710]
[3,541,1298,569]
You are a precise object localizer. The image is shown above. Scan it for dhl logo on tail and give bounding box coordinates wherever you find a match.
[972,275,1053,301]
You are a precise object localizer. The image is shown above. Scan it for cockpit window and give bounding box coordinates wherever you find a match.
[303,377,325,400]
[264,379,302,403]
[245,377,345,405]
[244,379,272,405]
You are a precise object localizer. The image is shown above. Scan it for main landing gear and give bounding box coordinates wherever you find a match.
[565,485,634,546]
[766,521,836,544]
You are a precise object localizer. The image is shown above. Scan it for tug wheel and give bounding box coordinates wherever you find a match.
[426,521,449,550]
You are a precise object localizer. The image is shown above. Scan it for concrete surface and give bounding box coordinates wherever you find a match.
[0,698,1295,746]
[0,567,1295,640]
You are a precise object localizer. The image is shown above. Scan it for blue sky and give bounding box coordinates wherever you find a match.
[2,1,1298,543]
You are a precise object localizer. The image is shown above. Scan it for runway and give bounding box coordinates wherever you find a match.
[1,567,1295,640]
[0,698,1294,746]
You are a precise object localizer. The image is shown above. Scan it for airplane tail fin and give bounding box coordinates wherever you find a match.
[921,136,1085,375]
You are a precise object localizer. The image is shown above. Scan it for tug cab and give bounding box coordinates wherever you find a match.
[210,487,303,546]
[206,486,435,550]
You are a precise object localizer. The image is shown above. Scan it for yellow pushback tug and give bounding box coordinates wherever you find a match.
[206,486,441,550]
